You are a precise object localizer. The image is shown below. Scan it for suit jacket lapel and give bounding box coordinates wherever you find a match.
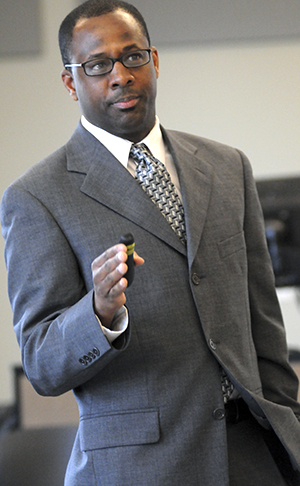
[66,124,186,255]
[163,129,214,267]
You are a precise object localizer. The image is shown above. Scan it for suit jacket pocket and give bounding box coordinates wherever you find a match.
[80,408,160,451]
[218,231,245,259]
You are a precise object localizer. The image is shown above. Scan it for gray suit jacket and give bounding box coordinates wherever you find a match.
[1,123,300,485]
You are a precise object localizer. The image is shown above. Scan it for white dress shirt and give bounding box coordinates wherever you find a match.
[81,115,181,198]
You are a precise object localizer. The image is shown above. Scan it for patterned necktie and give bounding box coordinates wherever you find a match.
[130,143,186,244]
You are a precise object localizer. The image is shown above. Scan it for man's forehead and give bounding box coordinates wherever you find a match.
[73,11,142,40]
[72,11,146,56]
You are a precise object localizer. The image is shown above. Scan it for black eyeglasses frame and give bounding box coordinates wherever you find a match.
[64,48,152,77]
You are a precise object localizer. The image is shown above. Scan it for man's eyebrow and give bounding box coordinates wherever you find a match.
[85,52,107,61]
[85,44,143,61]
[122,43,142,52]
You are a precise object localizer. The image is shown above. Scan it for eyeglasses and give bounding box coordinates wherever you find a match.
[65,49,152,77]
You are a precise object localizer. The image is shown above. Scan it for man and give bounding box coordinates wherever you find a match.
[1,1,300,485]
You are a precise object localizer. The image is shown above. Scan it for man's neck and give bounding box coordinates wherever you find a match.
[81,115,164,167]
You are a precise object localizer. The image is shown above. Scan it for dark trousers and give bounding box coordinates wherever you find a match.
[226,412,299,486]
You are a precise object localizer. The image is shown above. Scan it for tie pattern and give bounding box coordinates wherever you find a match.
[130,143,186,244]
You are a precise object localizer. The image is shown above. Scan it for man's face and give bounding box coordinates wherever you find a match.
[62,10,159,142]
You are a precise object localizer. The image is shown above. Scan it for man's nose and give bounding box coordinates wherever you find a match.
[109,61,134,88]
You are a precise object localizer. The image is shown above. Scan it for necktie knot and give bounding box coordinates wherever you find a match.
[130,143,162,173]
[130,143,152,163]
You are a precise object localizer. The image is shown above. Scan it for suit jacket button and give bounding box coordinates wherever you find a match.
[209,339,217,350]
[213,408,226,420]
[191,273,200,285]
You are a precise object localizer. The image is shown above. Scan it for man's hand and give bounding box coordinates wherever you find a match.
[92,244,144,328]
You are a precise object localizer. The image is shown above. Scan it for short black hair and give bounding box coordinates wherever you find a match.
[59,0,151,66]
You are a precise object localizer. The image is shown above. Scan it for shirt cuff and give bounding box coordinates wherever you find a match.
[95,306,128,343]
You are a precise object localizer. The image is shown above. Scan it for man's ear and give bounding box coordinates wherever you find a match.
[151,47,159,79]
[61,69,78,101]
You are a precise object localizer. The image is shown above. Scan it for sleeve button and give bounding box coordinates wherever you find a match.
[93,347,100,356]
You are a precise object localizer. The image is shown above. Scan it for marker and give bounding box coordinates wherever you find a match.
[119,233,135,287]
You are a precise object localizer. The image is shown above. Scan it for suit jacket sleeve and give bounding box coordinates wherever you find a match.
[1,183,129,397]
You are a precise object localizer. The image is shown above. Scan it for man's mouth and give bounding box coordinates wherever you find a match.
[111,96,139,110]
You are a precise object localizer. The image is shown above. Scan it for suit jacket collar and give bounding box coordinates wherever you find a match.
[66,123,213,261]
[162,128,213,266]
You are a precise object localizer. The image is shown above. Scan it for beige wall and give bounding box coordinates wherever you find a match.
[1,0,300,404]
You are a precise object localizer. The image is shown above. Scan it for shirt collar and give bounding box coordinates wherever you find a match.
[81,115,165,168]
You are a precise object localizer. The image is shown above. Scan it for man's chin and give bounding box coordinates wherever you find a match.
[112,112,150,139]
